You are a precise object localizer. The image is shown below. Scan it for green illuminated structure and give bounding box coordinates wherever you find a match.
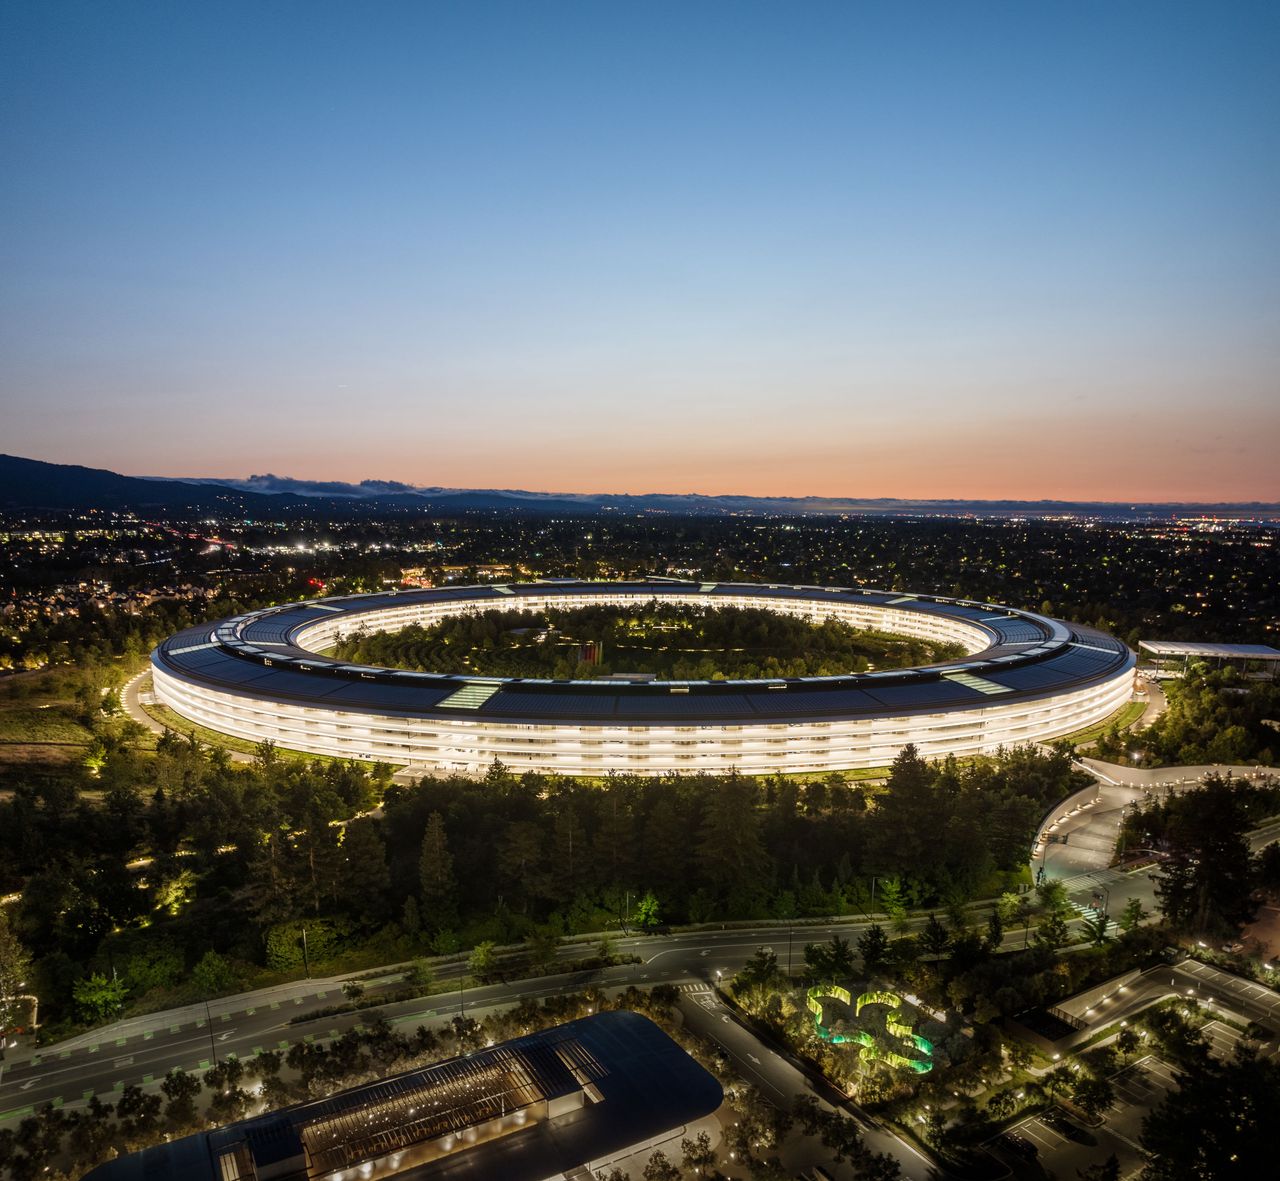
[805,985,933,1073]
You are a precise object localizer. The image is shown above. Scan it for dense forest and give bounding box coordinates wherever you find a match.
[331,602,965,680]
[1095,666,1279,766]
[0,734,1081,1033]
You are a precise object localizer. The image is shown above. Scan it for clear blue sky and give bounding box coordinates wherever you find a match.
[2,1,1278,499]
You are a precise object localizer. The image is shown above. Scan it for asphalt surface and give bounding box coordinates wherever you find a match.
[0,916,938,1125]
[677,989,938,1181]
[0,930,948,1178]
[7,780,1275,1128]
[1003,1016,1280,1181]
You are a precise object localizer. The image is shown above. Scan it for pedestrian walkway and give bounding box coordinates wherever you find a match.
[1067,900,1119,938]
[1076,757,1268,790]
[1058,867,1131,894]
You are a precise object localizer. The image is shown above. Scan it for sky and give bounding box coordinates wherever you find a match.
[2,1,1278,501]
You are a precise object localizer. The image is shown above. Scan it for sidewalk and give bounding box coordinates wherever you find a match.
[1076,757,1269,790]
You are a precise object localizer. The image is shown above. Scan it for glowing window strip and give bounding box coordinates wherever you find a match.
[168,640,216,655]
[439,682,502,710]
[1070,640,1115,654]
[943,671,1010,696]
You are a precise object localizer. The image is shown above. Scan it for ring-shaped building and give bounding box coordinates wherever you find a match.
[151,580,1135,776]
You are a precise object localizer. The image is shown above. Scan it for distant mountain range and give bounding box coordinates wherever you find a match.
[2,454,1277,521]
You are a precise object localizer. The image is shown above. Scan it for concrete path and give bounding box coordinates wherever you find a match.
[1076,757,1270,788]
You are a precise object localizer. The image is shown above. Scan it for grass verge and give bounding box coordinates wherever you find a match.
[1057,699,1147,750]
[142,701,376,768]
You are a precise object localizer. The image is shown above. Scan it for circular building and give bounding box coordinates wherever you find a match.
[150,580,1135,776]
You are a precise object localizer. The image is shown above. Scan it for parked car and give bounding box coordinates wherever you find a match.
[1045,1110,1092,1143]
[999,1132,1039,1159]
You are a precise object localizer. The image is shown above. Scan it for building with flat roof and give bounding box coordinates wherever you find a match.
[1138,640,1280,679]
[82,1010,722,1181]
[150,580,1136,775]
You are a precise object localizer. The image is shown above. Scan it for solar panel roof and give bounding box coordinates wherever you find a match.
[1139,641,1280,660]
[153,582,1135,726]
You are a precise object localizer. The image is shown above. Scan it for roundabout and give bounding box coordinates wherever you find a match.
[150,580,1135,775]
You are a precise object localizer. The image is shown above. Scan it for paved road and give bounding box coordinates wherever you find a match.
[678,989,938,1181]
[0,917,937,1125]
[1040,757,1279,886]
[9,749,1276,1149]
[0,902,1118,1129]
[1135,677,1166,728]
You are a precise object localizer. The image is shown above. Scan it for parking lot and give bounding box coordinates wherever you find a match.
[1007,1101,1145,1179]
[998,1018,1261,1178]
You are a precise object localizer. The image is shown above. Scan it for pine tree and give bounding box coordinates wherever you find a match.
[857,923,890,974]
[340,818,391,923]
[697,774,768,916]
[419,812,457,931]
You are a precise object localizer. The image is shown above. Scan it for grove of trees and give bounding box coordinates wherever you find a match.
[332,601,964,681]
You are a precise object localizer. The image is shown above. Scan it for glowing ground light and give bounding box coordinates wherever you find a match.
[805,985,933,1073]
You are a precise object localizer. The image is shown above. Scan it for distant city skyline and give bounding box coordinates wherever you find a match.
[3,1,1278,500]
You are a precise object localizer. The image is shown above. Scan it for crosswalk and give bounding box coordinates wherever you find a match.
[1069,900,1120,937]
[1058,867,1130,893]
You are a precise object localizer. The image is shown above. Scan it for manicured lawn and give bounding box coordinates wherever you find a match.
[1058,699,1147,749]
[0,704,94,745]
[143,700,376,768]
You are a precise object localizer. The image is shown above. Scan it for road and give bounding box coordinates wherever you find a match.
[0,923,955,1178]
[677,989,938,1180]
[5,816,1268,1128]
[1044,756,1275,882]
[0,916,939,1126]
[7,750,1277,1161]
